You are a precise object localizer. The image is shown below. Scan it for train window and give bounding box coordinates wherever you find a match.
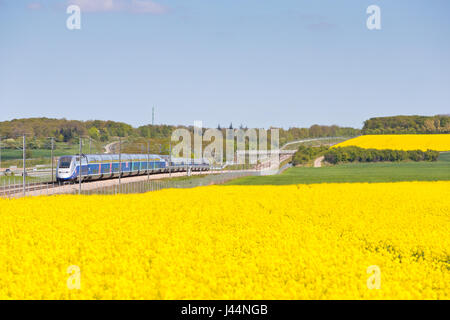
[59,157,72,168]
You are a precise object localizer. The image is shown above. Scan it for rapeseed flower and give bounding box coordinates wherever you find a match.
[334,134,450,151]
[0,182,448,299]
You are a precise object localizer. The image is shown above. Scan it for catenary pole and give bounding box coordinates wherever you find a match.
[153,143,155,172]
[0,137,2,173]
[147,141,150,181]
[51,137,54,183]
[118,137,121,187]
[169,141,172,178]
[79,137,82,195]
[23,135,26,196]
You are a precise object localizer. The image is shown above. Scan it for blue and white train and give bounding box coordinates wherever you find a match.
[56,154,210,182]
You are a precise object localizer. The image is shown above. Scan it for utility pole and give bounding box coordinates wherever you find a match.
[152,106,155,126]
[118,137,121,186]
[51,137,54,183]
[23,135,26,196]
[79,137,82,195]
[89,137,91,154]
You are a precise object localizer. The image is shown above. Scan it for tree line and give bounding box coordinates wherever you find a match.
[324,146,440,164]
[279,125,360,145]
[0,118,361,149]
[291,145,441,166]
[0,118,135,142]
[362,115,450,134]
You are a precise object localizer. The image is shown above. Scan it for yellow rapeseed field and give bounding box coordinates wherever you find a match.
[334,134,450,151]
[0,182,449,299]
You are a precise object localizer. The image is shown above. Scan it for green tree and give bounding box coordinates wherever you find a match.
[88,126,100,141]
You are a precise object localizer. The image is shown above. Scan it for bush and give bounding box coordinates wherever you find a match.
[292,146,329,166]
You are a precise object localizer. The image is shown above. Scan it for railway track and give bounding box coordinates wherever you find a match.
[0,166,187,197]
[0,168,209,198]
[0,181,66,198]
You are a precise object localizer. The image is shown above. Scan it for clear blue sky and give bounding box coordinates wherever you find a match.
[0,0,449,129]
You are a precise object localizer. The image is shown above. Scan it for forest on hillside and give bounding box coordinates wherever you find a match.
[0,118,360,150]
[362,115,450,134]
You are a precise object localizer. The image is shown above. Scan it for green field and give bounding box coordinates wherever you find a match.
[227,152,450,185]
[0,149,70,160]
[0,175,49,184]
[0,143,104,161]
[0,142,105,168]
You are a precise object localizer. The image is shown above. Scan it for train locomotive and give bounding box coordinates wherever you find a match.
[56,154,210,182]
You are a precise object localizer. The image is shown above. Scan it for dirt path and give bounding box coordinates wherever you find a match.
[104,141,118,154]
[314,156,324,168]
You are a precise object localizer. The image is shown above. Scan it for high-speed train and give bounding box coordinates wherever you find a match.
[56,154,210,182]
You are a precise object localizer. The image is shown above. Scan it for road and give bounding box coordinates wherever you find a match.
[314,156,325,168]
